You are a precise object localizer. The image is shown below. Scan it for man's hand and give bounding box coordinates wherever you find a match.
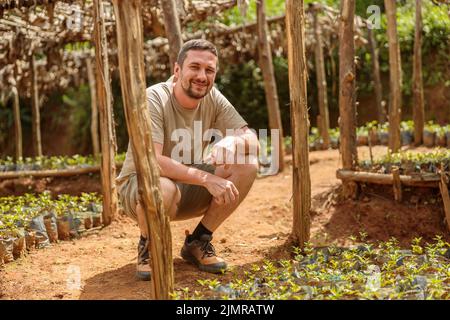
[203,173,239,205]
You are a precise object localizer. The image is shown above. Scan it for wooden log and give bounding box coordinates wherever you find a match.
[86,57,100,156]
[336,169,441,188]
[257,0,285,172]
[11,86,22,160]
[438,172,450,232]
[0,162,122,180]
[392,166,402,202]
[286,0,311,248]
[160,0,183,73]
[112,0,174,300]
[413,0,424,146]
[384,0,402,152]
[93,0,118,227]
[367,26,385,124]
[338,0,357,171]
[312,3,330,149]
[30,54,43,157]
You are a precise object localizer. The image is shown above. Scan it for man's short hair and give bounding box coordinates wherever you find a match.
[177,39,218,68]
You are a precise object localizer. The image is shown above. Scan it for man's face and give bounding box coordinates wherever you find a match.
[174,50,218,99]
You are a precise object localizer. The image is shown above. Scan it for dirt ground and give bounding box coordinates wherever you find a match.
[0,146,448,300]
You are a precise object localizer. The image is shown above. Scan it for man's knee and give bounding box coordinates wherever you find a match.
[160,177,180,208]
[230,162,258,181]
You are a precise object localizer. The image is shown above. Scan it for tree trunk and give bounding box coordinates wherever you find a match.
[367,26,385,124]
[286,0,311,248]
[93,0,118,227]
[338,0,357,171]
[257,0,285,172]
[413,0,424,146]
[338,0,358,199]
[112,0,174,300]
[312,4,330,149]
[86,57,100,156]
[30,55,42,157]
[11,86,22,160]
[384,0,402,152]
[161,0,183,73]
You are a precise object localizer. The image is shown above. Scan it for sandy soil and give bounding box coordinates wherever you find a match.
[0,146,448,300]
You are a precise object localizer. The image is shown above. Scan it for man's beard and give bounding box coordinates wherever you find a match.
[182,78,211,99]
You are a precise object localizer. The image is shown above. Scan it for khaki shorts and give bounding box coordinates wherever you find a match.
[117,164,216,221]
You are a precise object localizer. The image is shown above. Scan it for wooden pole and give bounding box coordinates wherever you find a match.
[30,54,42,157]
[413,0,424,146]
[367,26,385,124]
[384,0,402,152]
[11,86,22,160]
[392,166,402,202]
[338,2,357,164]
[312,3,330,149]
[438,172,450,232]
[112,0,174,299]
[93,0,118,227]
[86,57,100,156]
[161,0,183,73]
[286,0,311,248]
[257,0,285,172]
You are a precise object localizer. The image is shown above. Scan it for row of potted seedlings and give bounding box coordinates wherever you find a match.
[358,148,450,175]
[0,153,126,172]
[306,121,450,151]
[0,192,103,265]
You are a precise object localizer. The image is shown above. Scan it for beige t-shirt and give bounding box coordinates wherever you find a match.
[117,78,248,182]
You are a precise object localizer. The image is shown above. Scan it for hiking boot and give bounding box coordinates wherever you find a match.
[136,236,151,281]
[180,232,227,274]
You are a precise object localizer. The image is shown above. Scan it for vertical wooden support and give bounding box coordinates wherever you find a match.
[30,54,42,157]
[392,166,402,202]
[384,0,402,152]
[338,0,357,198]
[112,0,174,299]
[161,0,183,73]
[312,3,330,149]
[257,0,285,172]
[367,26,385,124]
[93,0,118,226]
[11,86,22,159]
[413,0,424,146]
[286,0,311,248]
[86,57,100,156]
[439,172,450,232]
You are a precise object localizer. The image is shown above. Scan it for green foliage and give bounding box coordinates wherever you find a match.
[174,237,450,300]
[0,192,102,237]
[0,153,125,172]
[220,0,286,26]
[359,147,450,174]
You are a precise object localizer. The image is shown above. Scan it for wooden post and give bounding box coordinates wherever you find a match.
[286,0,311,248]
[384,0,402,152]
[438,172,450,232]
[367,26,385,124]
[338,0,358,198]
[86,57,100,156]
[11,86,22,159]
[312,3,330,149]
[161,0,183,73]
[257,0,285,172]
[30,54,42,157]
[93,0,118,227]
[112,0,174,299]
[392,166,402,202]
[413,0,424,146]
